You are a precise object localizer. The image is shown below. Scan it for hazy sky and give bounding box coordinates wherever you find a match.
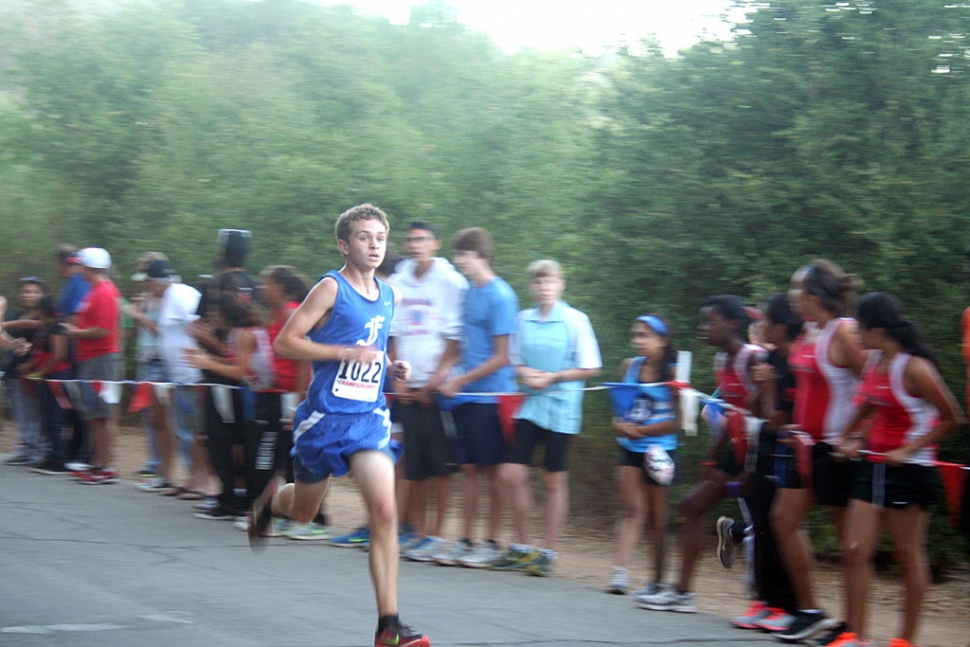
[315,0,743,56]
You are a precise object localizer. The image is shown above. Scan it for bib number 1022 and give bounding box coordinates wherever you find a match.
[332,357,385,402]
[336,359,383,384]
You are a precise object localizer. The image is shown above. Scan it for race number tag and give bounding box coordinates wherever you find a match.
[332,356,385,402]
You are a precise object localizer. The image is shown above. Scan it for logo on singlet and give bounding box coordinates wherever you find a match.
[356,314,386,347]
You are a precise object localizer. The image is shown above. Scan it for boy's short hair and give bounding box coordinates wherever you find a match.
[335,203,389,243]
[408,220,436,237]
[452,227,493,261]
[527,259,563,281]
[703,294,749,328]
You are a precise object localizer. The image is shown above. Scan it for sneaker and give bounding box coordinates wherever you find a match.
[193,497,218,512]
[329,526,371,549]
[525,551,556,577]
[136,477,176,493]
[137,466,158,478]
[491,545,541,571]
[458,540,501,568]
[731,600,771,629]
[756,610,797,633]
[284,521,330,541]
[193,505,237,520]
[717,515,737,568]
[234,516,290,535]
[886,639,914,647]
[431,539,472,566]
[374,619,430,647]
[4,454,31,466]
[29,460,69,475]
[777,613,836,643]
[607,566,630,594]
[78,467,118,484]
[632,582,664,599]
[398,523,417,548]
[637,587,698,613]
[65,461,91,472]
[822,632,861,647]
[403,535,447,562]
[248,476,282,550]
[399,534,426,555]
[807,622,851,646]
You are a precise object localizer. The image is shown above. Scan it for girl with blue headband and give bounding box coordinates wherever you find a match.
[607,313,679,597]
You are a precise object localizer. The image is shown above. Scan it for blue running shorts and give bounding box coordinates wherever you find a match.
[291,403,401,482]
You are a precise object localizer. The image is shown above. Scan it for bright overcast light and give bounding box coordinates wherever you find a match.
[314,0,742,56]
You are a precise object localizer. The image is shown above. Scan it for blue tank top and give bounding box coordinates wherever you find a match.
[616,356,678,453]
[304,271,395,415]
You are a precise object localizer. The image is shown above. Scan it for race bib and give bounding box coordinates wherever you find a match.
[332,356,385,402]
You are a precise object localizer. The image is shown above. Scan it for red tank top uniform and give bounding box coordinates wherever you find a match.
[790,318,858,443]
[714,344,766,473]
[266,301,300,393]
[857,351,938,467]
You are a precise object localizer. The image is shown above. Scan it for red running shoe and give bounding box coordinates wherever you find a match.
[375,620,430,647]
[754,608,796,633]
[730,600,770,629]
[79,467,118,484]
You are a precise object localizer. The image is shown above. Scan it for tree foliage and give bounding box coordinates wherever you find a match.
[1,0,969,566]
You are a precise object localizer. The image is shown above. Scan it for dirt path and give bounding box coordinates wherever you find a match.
[3,423,967,647]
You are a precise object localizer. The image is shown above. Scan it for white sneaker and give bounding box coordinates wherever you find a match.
[637,587,697,613]
[193,497,219,512]
[403,536,447,562]
[431,539,472,566]
[136,477,175,493]
[458,541,501,568]
[284,521,329,540]
[234,516,290,537]
[633,582,665,599]
[607,566,630,594]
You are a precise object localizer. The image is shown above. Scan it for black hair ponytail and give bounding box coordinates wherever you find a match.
[857,292,937,366]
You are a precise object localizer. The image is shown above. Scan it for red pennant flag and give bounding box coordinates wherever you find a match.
[127,381,153,413]
[48,381,73,410]
[937,462,968,527]
[497,393,525,444]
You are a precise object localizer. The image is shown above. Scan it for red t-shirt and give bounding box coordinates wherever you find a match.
[266,301,300,392]
[75,279,121,361]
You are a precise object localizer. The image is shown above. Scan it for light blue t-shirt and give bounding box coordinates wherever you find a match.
[616,356,678,453]
[511,302,601,434]
[460,276,518,404]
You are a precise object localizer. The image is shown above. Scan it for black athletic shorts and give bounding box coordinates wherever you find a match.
[715,442,744,478]
[850,460,939,510]
[504,418,573,473]
[776,440,857,507]
[452,402,504,468]
[393,400,456,480]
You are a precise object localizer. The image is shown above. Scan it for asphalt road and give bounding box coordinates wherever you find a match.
[0,460,776,647]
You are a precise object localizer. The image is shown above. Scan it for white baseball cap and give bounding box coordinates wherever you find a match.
[77,247,111,270]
